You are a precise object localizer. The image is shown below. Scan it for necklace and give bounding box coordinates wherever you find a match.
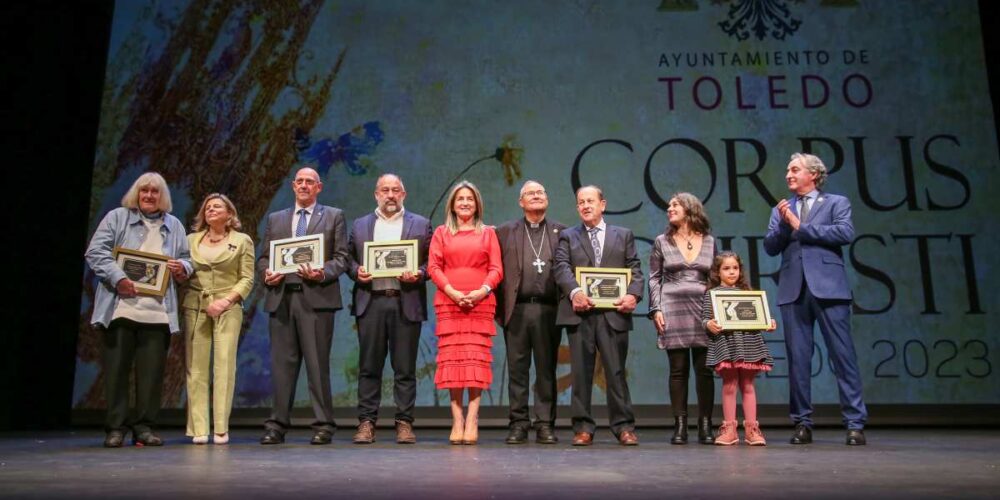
[677,231,696,251]
[207,231,228,244]
[524,221,547,274]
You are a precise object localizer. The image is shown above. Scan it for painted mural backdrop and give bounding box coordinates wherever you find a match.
[76,0,1000,411]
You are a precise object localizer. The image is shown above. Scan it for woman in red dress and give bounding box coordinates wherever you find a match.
[428,181,503,445]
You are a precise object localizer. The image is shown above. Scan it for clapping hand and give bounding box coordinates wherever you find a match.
[776,199,801,230]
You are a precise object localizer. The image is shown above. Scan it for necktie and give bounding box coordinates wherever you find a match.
[589,226,602,266]
[798,196,810,223]
[295,209,308,237]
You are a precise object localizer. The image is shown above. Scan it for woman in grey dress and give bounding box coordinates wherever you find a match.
[648,192,716,445]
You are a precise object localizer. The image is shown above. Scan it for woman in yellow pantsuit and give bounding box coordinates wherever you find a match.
[182,193,254,444]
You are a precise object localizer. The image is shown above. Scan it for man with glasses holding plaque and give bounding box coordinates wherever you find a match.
[495,180,566,445]
[347,174,432,444]
[553,185,643,446]
[258,167,349,445]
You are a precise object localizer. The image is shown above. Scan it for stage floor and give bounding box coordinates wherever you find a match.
[0,428,997,498]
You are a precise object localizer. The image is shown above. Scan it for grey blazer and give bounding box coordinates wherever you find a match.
[256,204,349,312]
[552,223,644,331]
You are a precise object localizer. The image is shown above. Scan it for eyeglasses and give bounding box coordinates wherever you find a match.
[522,189,546,198]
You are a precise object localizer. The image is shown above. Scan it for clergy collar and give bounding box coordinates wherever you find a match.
[523,216,546,229]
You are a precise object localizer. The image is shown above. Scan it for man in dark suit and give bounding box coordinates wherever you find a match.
[258,167,349,445]
[764,153,868,446]
[346,174,432,444]
[553,185,643,446]
[495,180,566,445]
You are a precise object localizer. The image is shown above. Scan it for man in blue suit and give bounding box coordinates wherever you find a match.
[346,174,432,444]
[764,153,868,446]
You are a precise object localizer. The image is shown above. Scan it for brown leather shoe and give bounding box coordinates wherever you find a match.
[395,420,416,444]
[618,430,639,446]
[572,432,593,446]
[353,421,376,444]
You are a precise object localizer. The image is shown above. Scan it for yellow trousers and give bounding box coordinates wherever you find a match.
[183,303,242,436]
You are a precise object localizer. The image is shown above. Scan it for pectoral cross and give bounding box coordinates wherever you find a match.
[532,258,545,274]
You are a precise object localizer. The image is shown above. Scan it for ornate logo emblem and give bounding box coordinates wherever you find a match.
[718,0,802,41]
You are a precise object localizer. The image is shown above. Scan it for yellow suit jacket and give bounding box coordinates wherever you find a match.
[182,231,255,311]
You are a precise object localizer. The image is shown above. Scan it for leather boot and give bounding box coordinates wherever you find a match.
[670,416,688,445]
[698,416,715,445]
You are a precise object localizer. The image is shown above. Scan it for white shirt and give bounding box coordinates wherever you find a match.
[571,218,608,300]
[584,219,608,252]
[292,202,317,235]
[372,208,405,290]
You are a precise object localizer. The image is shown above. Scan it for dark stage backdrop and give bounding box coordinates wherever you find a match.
[68,0,999,416]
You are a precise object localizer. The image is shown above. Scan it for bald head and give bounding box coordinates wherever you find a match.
[375,173,407,214]
[293,167,323,207]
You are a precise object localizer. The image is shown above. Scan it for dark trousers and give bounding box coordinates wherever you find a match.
[504,302,560,428]
[102,318,170,435]
[782,287,867,430]
[266,291,336,433]
[356,295,420,423]
[666,347,715,419]
[568,313,635,435]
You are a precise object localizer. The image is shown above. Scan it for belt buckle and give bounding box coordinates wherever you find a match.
[383,289,400,297]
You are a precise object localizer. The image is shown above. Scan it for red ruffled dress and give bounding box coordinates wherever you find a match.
[428,225,503,389]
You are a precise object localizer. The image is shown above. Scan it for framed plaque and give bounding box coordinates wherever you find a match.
[364,240,418,278]
[575,267,631,308]
[709,290,772,330]
[113,247,171,297]
[269,234,325,275]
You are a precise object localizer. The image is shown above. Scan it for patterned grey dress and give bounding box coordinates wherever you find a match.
[703,286,774,371]
[648,234,715,350]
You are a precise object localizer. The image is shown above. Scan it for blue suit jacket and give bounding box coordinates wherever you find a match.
[553,223,644,331]
[346,211,432,322]
[763,191,854,306]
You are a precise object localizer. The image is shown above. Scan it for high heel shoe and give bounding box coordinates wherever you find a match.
[213,433,229,445]
[192,435,209,445]
[449,418,465,445]
[462,416,479,445]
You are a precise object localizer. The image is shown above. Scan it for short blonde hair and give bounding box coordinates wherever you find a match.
[121,172,173,213]
[191,193,242,232]
[444,180,485,234]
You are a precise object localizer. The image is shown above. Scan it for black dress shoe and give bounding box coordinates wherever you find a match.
[260,429,285,445]
[670,416,688,445]
[536,425,558,444]
[846,429,867,446]
[311,429,333,445]
[133,431,163,447]
[790,424,813,445]
[103,430,125,448]
[505,426,528,444]
[697,416,715,445]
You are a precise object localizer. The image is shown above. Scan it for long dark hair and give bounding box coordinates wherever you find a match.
[664,192,711,244]
[708,251,751,290]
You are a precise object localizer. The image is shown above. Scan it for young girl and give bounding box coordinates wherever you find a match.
[702,251,776,446]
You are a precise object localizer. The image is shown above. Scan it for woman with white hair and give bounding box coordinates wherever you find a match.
[84,172,192,448]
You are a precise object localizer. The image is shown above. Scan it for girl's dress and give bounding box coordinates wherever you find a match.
[702,286,774,372]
